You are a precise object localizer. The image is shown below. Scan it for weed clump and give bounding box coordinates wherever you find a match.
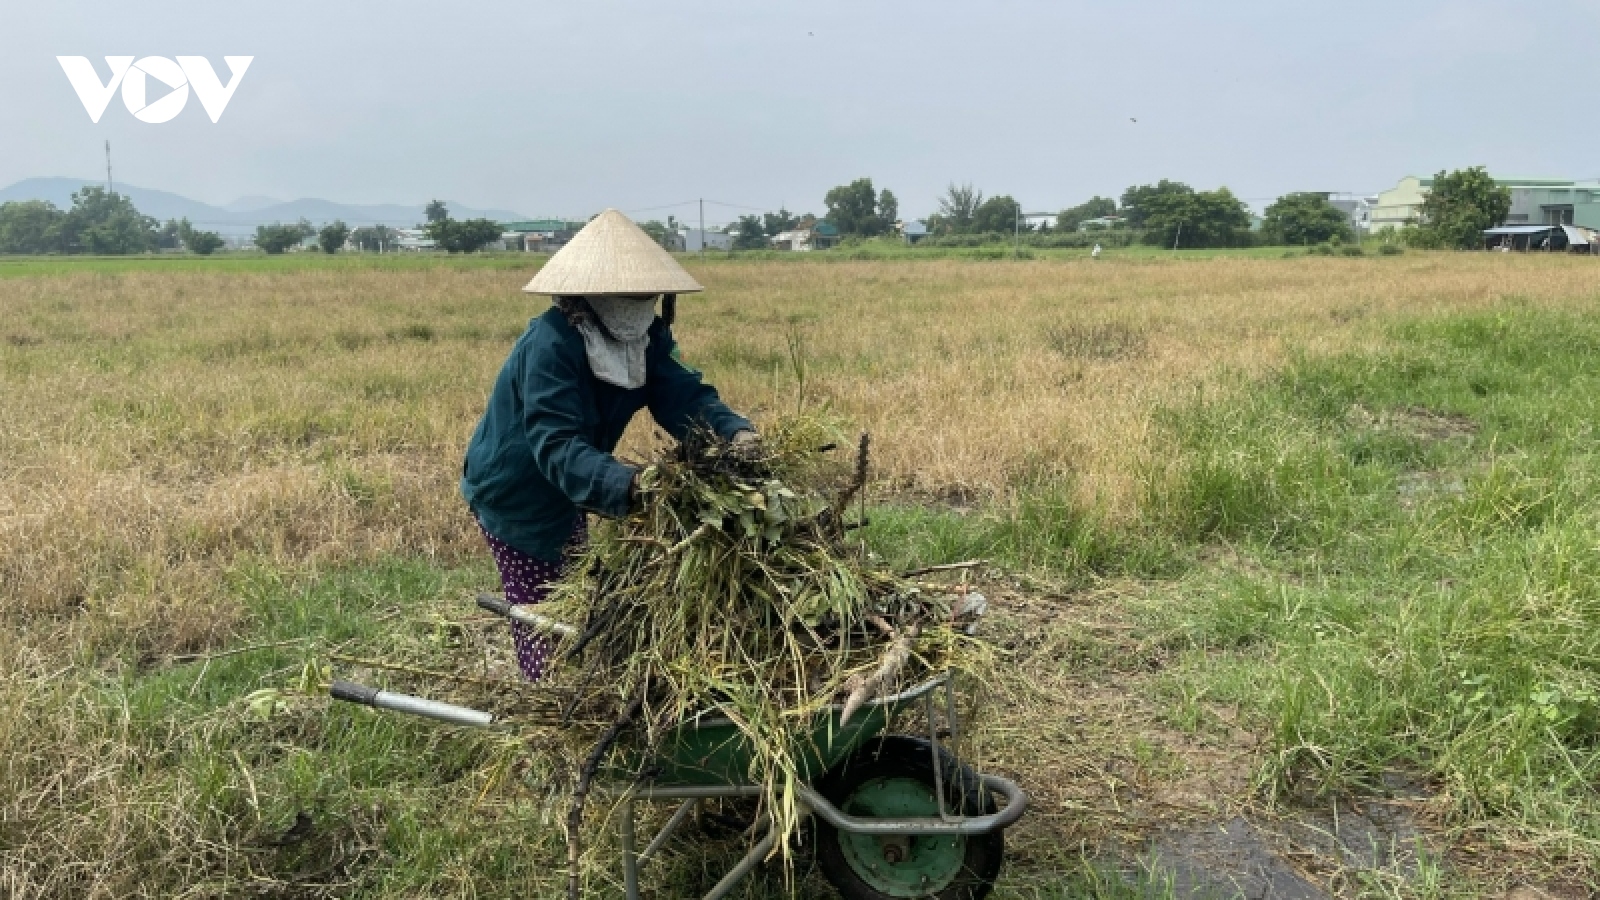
[537,417,987,889]
[1044,322,1146,361]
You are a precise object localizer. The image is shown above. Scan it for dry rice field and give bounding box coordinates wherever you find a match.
[4,252,1599,897]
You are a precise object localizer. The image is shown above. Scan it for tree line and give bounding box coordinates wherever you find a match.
[1,169,1513,257]
[0,187,226,255]
[703,166,1511,251]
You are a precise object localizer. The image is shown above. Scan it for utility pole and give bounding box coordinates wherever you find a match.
[105,140,113,195]
[1173,221,1183,251]
[699,198,705,256]
[1013,203,1021,259]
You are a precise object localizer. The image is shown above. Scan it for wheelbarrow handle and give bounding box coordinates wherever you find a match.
[476,593,578,639]
[328,679,494,728]
[330,679,380,705]
[476,593,514,617]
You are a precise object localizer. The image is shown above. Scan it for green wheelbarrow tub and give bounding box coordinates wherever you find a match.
[619,674,948,787]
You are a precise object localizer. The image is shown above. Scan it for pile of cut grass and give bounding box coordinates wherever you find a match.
[533,417,989,889]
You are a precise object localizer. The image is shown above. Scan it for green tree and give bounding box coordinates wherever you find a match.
[349,225,398,252]
[1131,183,1251,248]
[877,189,899,227]
[318,220,351,254]
[1418,166,1511,250]
[156,219,184,250]
[733,215,769,250]
[971,194,1025,234]
[639,220,669,246]
[182,225,225,255]
[424,199,448,223]
[639,217,683,249]
[163,217,224,254]
[762,208,798,236]
[61,187,158,254]
[1119,180,1194,229]
[254,220,315,254]
[930,183,983,233]
[426,217,502,253]
[0,200,67,254]
[1260,193,1350,245]
[1057,195,1117,231]
[823,177,892,236]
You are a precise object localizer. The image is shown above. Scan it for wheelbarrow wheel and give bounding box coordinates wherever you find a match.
[812,735,1004,900]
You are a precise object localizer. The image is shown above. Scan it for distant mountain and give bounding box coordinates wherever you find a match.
[0,177,528,235]
[222,195,281,212]
[1,177,225,224]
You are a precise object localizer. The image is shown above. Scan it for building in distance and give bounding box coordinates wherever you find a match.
[1371,176,1600,233]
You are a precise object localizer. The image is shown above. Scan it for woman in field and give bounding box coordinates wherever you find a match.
[461,210,756,680]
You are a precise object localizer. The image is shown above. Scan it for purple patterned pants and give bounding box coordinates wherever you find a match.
[476,515,587,681]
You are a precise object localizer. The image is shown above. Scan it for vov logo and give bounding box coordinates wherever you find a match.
[57,56,253,124]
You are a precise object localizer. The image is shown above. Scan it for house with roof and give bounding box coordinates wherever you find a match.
[1483,223,1598,253]
[394,228,437,251]
[769,221,840,252]
[680,228,733,252]
[503,219,586,252]
[1370,175,1600,233]
[1076,215,1125,232]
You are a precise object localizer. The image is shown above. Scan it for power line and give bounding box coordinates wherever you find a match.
[702,199,769,212]
[622,200,698,214]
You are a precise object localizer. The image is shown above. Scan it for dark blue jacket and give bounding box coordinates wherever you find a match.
[461,306,750,560]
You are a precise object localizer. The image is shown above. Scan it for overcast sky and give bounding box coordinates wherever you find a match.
[5,1,1599,224]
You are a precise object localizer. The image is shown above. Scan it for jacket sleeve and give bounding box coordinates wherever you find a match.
[520,332,636,518]
[647,325,752,441]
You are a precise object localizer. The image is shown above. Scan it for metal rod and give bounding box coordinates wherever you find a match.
[944,673,962,753]
[943,674,971,804]
[638,799,697,867]
[329,680,493,728]
[628,784,765,801]
[476,593,577,639]
[620,800,639,900]
[925,691,949,820]
[795,777,1026,835]
[702,826,776,900]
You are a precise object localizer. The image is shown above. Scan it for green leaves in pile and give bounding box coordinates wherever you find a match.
[538,415,986,861]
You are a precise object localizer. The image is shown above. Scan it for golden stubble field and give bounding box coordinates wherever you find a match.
[3,254,1598,659]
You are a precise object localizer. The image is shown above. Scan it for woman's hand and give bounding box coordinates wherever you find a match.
[730,429,761,461]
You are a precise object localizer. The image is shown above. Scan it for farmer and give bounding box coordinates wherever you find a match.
[461,209,755,680]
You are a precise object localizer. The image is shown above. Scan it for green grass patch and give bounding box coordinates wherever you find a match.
[1148,306,1600,855]
[863,480,1177,581]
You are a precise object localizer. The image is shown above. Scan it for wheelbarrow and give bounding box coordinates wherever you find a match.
[327,594,1026,900]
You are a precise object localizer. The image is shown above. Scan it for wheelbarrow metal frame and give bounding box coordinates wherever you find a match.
[608,672,1026,900]
[328,595,1027,899]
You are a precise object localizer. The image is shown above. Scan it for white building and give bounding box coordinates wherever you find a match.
[680,228,732,252]
[395,228,437,251]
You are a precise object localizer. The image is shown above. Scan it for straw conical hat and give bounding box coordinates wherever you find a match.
[523,209,703,296]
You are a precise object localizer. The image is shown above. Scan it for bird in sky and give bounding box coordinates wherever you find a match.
[1130,117,1138,123]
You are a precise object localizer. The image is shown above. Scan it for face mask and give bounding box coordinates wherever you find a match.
[574,296,656,388]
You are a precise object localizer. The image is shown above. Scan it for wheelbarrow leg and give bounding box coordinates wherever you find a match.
[639,799,698,867]
[702,823,776,900]
[620,799,640,900]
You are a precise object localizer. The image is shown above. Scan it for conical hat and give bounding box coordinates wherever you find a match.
[523,209,703,295]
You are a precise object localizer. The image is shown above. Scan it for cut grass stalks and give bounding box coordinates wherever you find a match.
[536,418,991,881]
